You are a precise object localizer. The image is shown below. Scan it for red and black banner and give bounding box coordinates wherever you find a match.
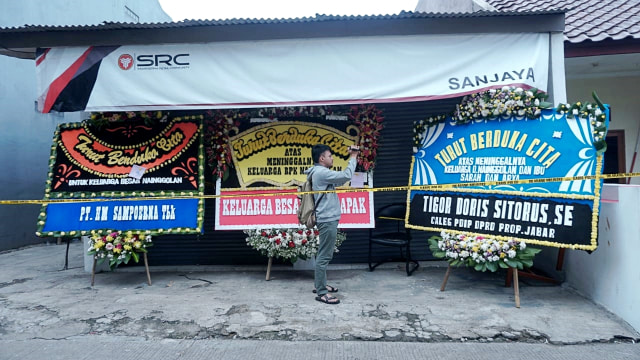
[49,117,201,195]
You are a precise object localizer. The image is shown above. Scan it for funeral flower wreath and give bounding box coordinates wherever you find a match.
[244,228,346,262]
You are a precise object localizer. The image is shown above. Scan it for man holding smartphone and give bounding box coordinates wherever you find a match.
[304,143,359,304]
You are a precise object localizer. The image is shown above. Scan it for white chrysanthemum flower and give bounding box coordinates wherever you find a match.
[508,250,517,258]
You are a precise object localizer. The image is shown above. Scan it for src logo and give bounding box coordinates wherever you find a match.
[118,53,190,70]
[118,54,134,70]
[137,53,190,67]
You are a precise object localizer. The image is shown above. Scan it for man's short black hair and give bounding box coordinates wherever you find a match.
[312,144,331,163]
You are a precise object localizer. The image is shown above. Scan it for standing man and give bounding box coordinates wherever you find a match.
[304,143,359,304]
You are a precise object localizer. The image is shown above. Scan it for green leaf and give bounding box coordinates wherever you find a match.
[521,259,534,268]
[594,140,608,154]
[505,259,519,268]
[580,102,589,112]
[592,91,606,111]
[486,262,498,272]
[539,101,553,109]
[518,253,536,260]
[132,251,139,263]
[433,251,446,258]
[595,124,607,132]
[474,263,484,271]
[498,261,508,269]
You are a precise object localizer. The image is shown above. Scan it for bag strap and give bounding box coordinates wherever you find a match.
[314,189,328,210]
[309,173,329,210]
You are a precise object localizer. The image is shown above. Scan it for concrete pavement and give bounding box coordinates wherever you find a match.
[0,240,638,359]
[2,339,640,360]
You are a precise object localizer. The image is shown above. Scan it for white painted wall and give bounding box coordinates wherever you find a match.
[564,184,640,332]
[0,0,170,250]
[566,75,640,184]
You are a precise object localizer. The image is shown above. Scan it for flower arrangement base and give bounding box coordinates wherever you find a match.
[440,264,521,308]
[90,252,152,287]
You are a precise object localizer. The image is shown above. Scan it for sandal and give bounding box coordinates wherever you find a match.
[315,294,340,305]
[312,285,339,293]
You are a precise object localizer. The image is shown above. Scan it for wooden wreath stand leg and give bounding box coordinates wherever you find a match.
[91,258,97,286]
[440,264,452,291]
[440,264,520,308]
[91,254,152,286]
[266,257,273,281]
[513,267,520,308]
[143,253,152,286]
[505,250,564,288]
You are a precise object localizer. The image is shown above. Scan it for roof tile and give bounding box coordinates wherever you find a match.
[486,0,640,43]
[1,2,636,45]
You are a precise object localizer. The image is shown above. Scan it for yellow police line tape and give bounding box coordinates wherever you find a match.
[1,171,639,205]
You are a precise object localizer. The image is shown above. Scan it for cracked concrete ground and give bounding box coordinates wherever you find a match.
[0,241,638,345]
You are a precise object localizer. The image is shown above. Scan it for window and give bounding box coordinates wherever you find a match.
[603,129,626,184]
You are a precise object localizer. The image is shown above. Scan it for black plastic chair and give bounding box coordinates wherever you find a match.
[368,203,419,276]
